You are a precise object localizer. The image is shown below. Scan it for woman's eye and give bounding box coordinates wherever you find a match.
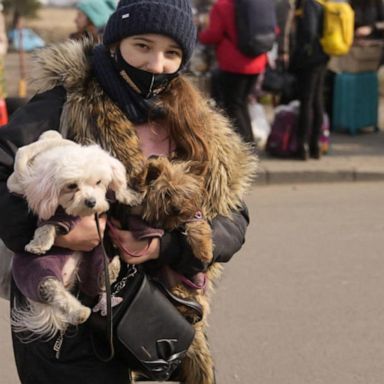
[96,180,101,185]
[167,50,181,58]
[67,183,78,190]
[136,43,149,50]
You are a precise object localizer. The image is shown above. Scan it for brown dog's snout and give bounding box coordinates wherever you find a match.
[84,197,96,208]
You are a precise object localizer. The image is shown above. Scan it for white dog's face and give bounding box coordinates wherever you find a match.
[57,172,111,217]
[18,144,139,220]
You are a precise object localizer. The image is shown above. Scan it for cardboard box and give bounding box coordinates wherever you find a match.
[328,44,383,73]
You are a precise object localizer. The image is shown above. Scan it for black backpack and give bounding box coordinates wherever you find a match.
[235,0,277,57]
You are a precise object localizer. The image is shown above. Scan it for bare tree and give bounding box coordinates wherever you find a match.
[4,0,41,20]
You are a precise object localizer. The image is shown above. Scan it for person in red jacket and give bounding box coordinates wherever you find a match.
[199,0,268,146]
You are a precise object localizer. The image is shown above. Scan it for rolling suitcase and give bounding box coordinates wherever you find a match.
[332,71,379,135]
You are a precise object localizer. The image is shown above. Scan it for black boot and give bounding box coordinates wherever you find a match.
[309,142,321,159]
[294,142,309,160]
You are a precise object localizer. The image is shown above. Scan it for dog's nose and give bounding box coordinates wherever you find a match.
[84,198,96,208]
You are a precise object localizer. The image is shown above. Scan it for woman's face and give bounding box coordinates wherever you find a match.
[119,34,183,74]
[74,10,90,32]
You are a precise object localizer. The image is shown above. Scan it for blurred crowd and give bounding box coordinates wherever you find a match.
[192,0,384,160]
[2,0,384,160]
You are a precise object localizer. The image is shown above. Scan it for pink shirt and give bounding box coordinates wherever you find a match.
[135,122,175,158]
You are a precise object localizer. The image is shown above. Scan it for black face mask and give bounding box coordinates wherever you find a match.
[114,48,180,99]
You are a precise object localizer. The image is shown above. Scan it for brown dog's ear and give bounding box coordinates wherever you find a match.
[145,162,162,185]
[186,161,207,176]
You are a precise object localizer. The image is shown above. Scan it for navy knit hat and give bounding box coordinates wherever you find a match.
[103,0,197,64]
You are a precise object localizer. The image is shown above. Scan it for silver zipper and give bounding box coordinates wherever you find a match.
[112,264,137,296]
[53,330,64,359]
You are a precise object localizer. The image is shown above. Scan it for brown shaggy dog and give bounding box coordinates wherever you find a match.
[142,157,213,264]
[139,156,216,384]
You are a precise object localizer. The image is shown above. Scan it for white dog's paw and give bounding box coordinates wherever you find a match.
[67,305,91,325]
[25,225,56,254]
[93,293,123,316]
[108,255,121,284]
[39,130,63,141]
[116,189,143,207]
[25,241,50,255]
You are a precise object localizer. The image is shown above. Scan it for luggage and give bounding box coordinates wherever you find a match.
[235,0,276,57]
[266,101,330,157]
[332,72,379,135]
[328,42,383,73]
[266,103,298,157]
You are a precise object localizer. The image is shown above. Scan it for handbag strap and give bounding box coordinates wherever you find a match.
[94,213,115,362]
[94,214,204,353]
[151,278,203,324]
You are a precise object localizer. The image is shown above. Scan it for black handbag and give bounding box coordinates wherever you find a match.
[262,65,297,100]
[89,216,202,381]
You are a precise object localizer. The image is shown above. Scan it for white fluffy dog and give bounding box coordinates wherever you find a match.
[7,131,140,339]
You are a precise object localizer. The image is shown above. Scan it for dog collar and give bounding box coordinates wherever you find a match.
[185,211,204,223]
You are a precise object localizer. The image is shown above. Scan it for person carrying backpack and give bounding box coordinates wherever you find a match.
[198,0,274,146]
[288,0,329,160]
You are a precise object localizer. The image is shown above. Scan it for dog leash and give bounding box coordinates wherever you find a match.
[94,213,115,362]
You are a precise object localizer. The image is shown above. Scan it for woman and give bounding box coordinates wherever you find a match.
[290,0,329,160]
[0,0,256,383]
[70,0,116,42]
[198,0,268,146]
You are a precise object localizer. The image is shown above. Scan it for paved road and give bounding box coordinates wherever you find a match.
[1,182,384,383]
[210,182,384,384]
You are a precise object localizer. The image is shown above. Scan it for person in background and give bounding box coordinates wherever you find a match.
[289,0,329,160]
[275,0,295,67]
[324,0,384,128]
[198,0,268,147]
[0,1,7,125]
[351,0,384,40]
[70,0,116,42]
[0,1,7,101]
[0,0,254,382]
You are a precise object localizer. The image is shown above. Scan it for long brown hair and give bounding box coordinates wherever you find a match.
[156,75,211,167]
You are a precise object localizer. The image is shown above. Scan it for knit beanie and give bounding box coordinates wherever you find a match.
[103,0,197,64]
[77,0,116,30]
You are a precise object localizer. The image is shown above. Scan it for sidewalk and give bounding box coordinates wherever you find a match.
[256,103,384,185]
[257,129,384,185]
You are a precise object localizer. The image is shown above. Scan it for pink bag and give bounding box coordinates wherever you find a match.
[266,101,330,157]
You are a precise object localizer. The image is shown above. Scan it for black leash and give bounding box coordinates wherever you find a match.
[94,213,115,361]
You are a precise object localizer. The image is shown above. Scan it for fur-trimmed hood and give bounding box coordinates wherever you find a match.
[31,40,257,218]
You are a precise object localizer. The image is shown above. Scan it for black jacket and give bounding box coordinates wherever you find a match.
[290,0,329,70]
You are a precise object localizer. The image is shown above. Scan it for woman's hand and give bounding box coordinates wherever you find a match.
[355,26,373,37]
[108,219,160,264]
[54,214,107,252]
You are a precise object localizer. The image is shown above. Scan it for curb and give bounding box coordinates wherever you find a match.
[254,168,384,185]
